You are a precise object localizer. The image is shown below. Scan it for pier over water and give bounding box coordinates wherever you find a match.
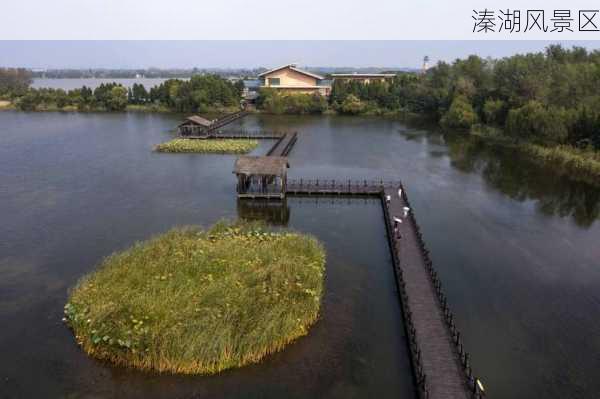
[180,112,487,397]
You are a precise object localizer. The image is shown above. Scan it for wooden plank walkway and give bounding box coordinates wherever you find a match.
[283,180,486,399]
[184,131,284,140]
[266,132,298,156]
[225,123,488,397]
[383,187,481,399]
[205,110,248,131]
[286,178,390,195]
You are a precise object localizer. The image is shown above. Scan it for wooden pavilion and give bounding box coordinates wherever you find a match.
[233,156,289,199]
[178,115,215,136]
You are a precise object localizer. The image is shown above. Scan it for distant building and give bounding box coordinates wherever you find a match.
[331,73,396,84]
[421,56,430,74]
[258,64,330,96]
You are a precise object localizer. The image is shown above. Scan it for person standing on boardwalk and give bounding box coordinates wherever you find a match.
[393,217,402,239]
[398,188,402,199]
[386,195,391,205]
[394,217,402,228]
[403,206,410,218]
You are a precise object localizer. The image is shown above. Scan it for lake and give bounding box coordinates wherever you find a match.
[32,78,176,91]
[32,78,260,91]
[0,111,599,399]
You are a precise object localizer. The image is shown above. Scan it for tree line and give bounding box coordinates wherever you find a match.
[0,72,243,112]
[254,45,600,150]
[2,45,600,151]
[328,45,600,150]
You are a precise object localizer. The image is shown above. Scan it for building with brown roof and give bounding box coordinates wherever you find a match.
[259,64,330,96]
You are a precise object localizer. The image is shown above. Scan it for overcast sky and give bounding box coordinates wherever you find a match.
[2,41,600,69]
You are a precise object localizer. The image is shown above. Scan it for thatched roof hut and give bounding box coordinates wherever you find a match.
[178,115,215,136]
[233,156,289,199]
[233,156,289,176]
[179,115,214,128]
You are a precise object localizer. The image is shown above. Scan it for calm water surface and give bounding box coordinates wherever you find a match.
[32,78,176,90]
[0,111,599,399]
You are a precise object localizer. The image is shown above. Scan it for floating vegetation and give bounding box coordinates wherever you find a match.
[155,138,258,154]
[64,221,326,374]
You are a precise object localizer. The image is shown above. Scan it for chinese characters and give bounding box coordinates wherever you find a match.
[473,9,599,33]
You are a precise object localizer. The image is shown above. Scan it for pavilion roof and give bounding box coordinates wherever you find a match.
[233,156,289,176]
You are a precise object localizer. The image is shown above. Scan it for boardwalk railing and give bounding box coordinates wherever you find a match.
[205,110,248,132]
[387,184,487,399]
[287,178,399,195]
[252,175,489,397]
[227,120,489,397]
[210,130,286,139]
[266,132,298,156]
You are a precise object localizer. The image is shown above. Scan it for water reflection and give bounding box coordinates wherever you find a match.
[403,128,600,227]
[236,198,290,225]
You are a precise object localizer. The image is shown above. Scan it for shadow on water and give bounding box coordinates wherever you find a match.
[402,127,600,228]
[236,198,290,225]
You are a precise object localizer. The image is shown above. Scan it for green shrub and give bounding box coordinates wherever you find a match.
[257,89,327,114]
[339,94,365,115]
[440,95,478,129]
[482,99,507,125]
[505,101,569,144]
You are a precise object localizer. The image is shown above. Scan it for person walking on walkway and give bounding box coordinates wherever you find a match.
[393,216,402,239]
[403,206,410,218]
[394,217,403,228]
[386,195,391,205]
[398,188,402,199]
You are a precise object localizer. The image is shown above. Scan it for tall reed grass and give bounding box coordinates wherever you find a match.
[155,139,258,154]
[64,221,326,374]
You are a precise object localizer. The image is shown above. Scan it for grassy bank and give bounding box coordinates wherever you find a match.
[471,125,600,183]
[64,222,326,374]
[519,144,600,182]
[155,138,258,154]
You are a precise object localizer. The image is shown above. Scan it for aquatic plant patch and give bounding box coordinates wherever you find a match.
[64,221,326,374]
[155,138,258,154]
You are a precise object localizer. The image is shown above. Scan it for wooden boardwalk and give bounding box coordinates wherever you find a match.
[286,178,390,195]
[185,130,285,140]
[205,110,248,132]
[283,180,486,399]
[266,132,298,156]
[224,123,487,397]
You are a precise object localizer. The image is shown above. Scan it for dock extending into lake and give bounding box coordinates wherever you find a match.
[206,110,248,132]
[284,180,485,399]
[266,132,298,156]
[179,113,489,397]
[185,130,285,140]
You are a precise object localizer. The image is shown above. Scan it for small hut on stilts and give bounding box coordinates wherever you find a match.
[233,156,289,199]
[178,116,215,137]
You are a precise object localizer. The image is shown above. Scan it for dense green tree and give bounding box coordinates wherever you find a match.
[0,68,32,97]
[505,101,569,144]
[17,91,41,111]
[440,95,478,129]
[106,86,128,111]
[482,99,507,125]
[339,94,365,115]
[257,89,327,114]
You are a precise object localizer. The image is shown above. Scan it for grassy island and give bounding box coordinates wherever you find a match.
[155,138,258,154]
[64,222,326,374]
